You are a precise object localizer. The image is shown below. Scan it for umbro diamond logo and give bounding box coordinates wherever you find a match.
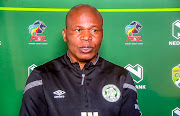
[53,90,65,98]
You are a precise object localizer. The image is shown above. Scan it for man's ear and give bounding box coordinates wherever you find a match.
[62,28,67,42]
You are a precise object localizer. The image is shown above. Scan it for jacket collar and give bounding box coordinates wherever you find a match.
[66,51,99,65]
[63,52,103,77]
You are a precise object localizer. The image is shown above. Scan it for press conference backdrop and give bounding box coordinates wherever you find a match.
[0,0,180,116]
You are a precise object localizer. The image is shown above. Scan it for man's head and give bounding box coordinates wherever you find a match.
[62,4,103,64]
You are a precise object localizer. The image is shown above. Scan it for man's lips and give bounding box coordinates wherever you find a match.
[79,47,93,53]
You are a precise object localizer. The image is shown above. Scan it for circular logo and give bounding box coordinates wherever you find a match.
[102,84,121,102]
[172,65,180,88]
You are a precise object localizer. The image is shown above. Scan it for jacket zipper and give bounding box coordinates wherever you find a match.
[81,74,85,85]
[81,69,89,107]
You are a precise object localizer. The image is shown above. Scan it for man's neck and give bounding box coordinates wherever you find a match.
[67,52,99,70]
[79,62,87,70]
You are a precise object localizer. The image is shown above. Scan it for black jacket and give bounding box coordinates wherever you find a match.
[20,54,141,116]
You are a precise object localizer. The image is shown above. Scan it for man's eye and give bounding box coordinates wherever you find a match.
[76,29,82,32]
[92,29,98,32]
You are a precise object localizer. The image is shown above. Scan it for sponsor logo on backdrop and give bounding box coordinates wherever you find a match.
[172,64,180,88]
[81,112,98,116]
[125,21,143,45]
[169,20,180,45]
[28,20,47,45]
[172,107,180,116]
[28,64,37,76]
[124,64,146,89]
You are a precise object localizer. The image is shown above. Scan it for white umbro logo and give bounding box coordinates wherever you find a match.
[53,90,65,98]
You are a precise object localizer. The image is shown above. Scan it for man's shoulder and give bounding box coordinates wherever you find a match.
[35,55,66,73]
[99,57,129,76]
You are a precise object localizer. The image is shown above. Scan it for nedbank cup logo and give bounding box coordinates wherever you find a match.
[28,20,47,45]
[125,21,143,45]
[172,64,180,88]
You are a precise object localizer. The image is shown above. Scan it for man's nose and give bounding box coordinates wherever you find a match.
[80,30,92,41]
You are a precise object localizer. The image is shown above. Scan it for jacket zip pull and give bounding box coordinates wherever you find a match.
[81,74,85,85]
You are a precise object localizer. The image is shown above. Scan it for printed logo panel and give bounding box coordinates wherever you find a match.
[169,20,180,46]
[124,64,143,83]
[172,107,180,116]
[28,64,37,76]
[125,21,143,45]
[172,64,180,88]
[172,20,180,39]
[28,20,48,45]
[81,112,98,116]
[124,64,146,89]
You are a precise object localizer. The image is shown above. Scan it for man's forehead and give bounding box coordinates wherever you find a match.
[67,16,102,29]
[66,4,103,27]
[68,7,100,19]
[68,5,98,15]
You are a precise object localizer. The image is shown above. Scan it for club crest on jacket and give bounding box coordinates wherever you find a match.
[102,84,121,102]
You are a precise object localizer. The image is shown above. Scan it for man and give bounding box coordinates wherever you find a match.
[20,4,141,116]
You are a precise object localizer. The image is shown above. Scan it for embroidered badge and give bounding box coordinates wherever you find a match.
[102,84,120,102]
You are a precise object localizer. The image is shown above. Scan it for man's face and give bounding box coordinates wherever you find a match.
[63,8,103,63]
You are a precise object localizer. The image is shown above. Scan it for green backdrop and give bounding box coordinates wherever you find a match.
[0,0,180,116]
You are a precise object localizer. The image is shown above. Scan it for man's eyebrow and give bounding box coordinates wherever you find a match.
[71,26,83,29]
[91,25,101,28]
[71,25,101,29]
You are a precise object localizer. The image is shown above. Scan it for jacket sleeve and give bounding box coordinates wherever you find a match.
[120,72,142,116]
[19,69,49,116]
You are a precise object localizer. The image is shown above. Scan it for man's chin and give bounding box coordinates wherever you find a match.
[78,57,93,62]
[78,54,96,62]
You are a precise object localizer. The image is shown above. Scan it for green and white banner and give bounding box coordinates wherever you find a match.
[0,0,180,115]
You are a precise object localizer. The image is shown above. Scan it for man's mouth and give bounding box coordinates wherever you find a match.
[79,47,93,53]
